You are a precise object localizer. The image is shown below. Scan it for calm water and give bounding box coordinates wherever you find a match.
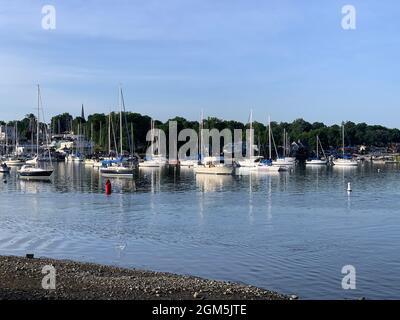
[1,162,400,299]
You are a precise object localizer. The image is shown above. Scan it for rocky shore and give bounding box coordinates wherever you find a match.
[0,255,288,300]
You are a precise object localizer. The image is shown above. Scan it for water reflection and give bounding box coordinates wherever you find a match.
[2,163,400,299]
[196,174,233,193]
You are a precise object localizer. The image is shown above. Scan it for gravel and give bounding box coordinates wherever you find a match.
[0,255,288,300]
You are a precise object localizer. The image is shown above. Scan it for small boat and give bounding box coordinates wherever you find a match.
[17,85,54,180]
[139,156,168,168]
[257,159,285,172]
[306,136,328,166]
[238,156,263,168]
[139,120,168,168]
[100,165,135,177]
[306,158,328,165]
[272,129,296,166]
[0,162,10,173]
[332,158,358,167]
[194,163,234,175]
[18,165,53,180]
[258,116,284,172]
[238,110,263,168]
[5,157,25,166]
[332,124,358,167]
[272,157,296,166]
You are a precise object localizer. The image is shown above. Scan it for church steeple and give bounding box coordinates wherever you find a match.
[81,104,85,120]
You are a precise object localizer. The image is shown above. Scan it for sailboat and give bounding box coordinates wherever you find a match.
[101,87,136,177]
[272,128,295,166]
[238,110,262,168]
[139,119,168,168]
[5,123,26,166]
[194,111,234,175]
[306,135,328,165]
[333,124,358,167]
[258,117,283,172]
[18,85,54,180]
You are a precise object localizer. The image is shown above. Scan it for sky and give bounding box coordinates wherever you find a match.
[0,0,399,127]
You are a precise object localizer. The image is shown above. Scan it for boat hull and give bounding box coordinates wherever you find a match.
[333,160,358,167]
[194,166,234,175]
[18,170,54,180]
[306,160,328,166]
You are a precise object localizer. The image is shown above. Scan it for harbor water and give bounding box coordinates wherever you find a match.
[1,163,400,299]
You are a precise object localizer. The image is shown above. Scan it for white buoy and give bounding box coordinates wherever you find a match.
[347,182,352,192]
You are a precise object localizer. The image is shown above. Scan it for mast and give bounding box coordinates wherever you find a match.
[316,135,319,158]
[249,109,253,159]
[37,85,40,159]
[5,124,8,155]
[342,124,345,158]
[108,113,111,155]
[268,116,272,160]
[199,110,204,161]
[90,122,92,153]
[151,119,154,156]
[283,128,286,158]
[119,87,123,157]
[131,122,134,155]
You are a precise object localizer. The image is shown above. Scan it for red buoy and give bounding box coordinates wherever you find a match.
[105,179,112,195]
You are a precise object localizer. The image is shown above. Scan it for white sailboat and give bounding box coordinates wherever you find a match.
[139,119,168,168]
[272,128,295,166]
[306,135,328,165]
[18,85,54,180]
[194,111,234,175]
[258,116,284,172]
[5,123,26,166]
[101,87,136,177]
[333,124,358,167]
[238,110,263,168]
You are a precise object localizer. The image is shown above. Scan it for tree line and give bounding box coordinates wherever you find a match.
[2,113,400,156]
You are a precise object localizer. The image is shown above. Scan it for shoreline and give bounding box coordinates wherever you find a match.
[0,255,288,300]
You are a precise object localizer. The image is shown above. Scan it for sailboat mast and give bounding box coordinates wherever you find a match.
[316,136,319,158]
[249,109,253,159]
[283,129,286,158]
[151,119,154,156]
[37,85,40,158]
[108,113,111,155]
[199,111,204,160]
[268,116,272,160]
[342,124,345,157]
[119,87,123,156]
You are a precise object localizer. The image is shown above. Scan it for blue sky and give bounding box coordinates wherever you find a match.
[0,0,399,126]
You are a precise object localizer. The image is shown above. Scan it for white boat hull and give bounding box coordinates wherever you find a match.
[333,159,358,167]
[194,165,234,175]
[306,159,328,166]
